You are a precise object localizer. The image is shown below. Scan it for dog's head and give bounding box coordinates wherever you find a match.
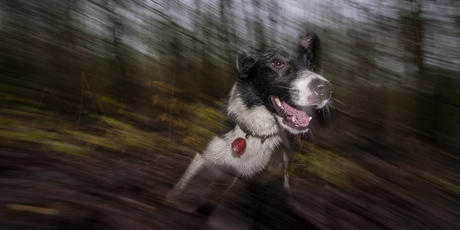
[235,33,332,134]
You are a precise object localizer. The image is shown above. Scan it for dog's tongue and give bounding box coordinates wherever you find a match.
[281,101,310,127]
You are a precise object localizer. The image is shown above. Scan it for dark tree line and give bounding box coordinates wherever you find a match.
[0,0,459,160]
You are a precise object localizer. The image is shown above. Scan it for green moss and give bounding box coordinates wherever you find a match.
[292,147,377,187]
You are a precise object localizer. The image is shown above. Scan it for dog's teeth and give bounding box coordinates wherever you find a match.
[292,116,300,127]
[309,117,313,121]
[274,97,284,110]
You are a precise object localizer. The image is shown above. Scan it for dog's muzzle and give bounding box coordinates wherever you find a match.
[272,73,332,133]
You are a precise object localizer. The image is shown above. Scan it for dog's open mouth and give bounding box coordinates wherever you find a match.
[271,97,313,130]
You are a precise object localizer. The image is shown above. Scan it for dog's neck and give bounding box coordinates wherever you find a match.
[227,84,281,141]
[234,119,277,143]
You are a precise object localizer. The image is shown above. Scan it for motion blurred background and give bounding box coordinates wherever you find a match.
[0,0,459,229]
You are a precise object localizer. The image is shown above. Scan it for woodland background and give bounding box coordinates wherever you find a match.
[0,0,459,229]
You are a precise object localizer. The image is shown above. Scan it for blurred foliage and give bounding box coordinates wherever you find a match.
[0,78,227,157]
[0,0,459,191]
[151,94,228,150]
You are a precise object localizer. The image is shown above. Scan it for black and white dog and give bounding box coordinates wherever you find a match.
[170,32,331,197]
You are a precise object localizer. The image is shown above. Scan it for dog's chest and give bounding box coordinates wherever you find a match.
[202,126,282,177]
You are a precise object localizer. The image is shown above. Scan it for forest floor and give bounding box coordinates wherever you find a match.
[0,109,459,229]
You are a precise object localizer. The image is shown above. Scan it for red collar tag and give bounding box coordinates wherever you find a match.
[231,138,246,156]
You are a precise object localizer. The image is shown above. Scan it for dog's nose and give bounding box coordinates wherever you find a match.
[309,78,331,100]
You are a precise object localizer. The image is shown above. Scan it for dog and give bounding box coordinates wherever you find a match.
[169,32,331,198]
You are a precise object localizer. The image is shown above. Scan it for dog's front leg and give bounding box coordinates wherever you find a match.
[283,152,292,194]
[170,153,206,196]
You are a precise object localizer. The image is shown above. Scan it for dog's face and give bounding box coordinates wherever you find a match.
[236,33,332,134]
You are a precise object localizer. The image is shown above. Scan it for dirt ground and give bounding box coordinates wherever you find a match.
[1,141,459,230]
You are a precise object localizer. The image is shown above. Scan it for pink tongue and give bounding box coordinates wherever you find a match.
[281,101,310,127]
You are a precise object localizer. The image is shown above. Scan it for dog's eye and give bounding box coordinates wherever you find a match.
[271,59,284,69]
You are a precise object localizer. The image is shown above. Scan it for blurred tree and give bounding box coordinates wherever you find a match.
[252,0,268,48]
[0,0,458,157]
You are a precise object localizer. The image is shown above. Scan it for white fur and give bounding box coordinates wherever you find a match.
[203,125,282,178]
[227,84,280,136]
[170,83,285,195]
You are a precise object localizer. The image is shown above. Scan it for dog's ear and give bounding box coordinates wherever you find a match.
[298,32,319,71]
[236,49,257,78]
